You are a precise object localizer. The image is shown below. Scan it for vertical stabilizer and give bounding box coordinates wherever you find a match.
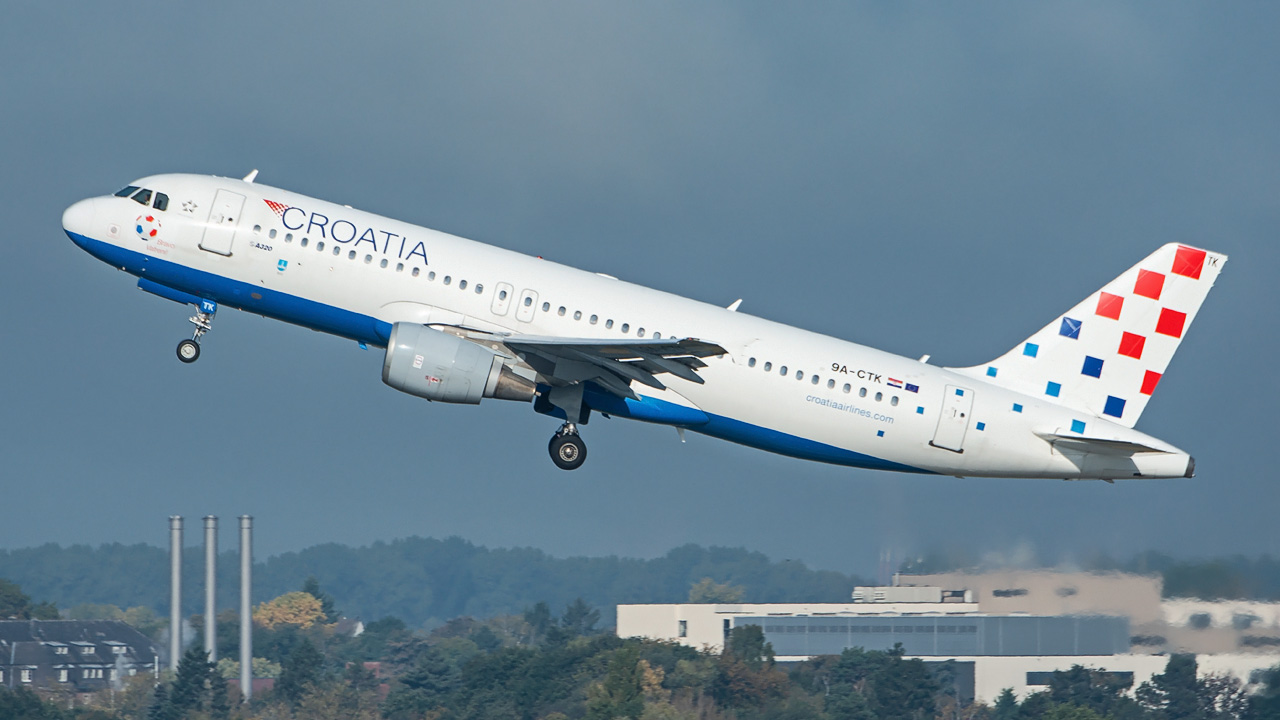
[950,244,1226,428]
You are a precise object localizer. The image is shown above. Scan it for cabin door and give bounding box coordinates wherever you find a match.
[930,385,974,453]
[199,189,245,256]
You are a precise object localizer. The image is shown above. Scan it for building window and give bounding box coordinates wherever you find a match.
[678,620,688,638]
[59,669,69,682]
[113,645,128,654]
[54,646,69,655]
[21,669,31,683]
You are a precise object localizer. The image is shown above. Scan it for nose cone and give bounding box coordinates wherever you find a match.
[62,198,97,246]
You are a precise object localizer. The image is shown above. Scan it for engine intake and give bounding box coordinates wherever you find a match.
[382,323,535,404]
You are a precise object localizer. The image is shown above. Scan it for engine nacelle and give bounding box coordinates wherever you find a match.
[382,323,535,404]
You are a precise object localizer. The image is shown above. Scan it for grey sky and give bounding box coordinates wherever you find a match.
[1,3,1276,576]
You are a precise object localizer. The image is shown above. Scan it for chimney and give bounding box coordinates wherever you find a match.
[203,516,217,663]
[169,516,183,672]
[239,515,253,700]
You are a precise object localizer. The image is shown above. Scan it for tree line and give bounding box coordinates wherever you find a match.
[0,539,857,629]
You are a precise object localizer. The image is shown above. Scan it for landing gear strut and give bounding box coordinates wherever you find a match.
[549,423,587,470]
[176,304,215,364]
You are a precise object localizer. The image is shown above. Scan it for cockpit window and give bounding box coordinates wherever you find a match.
[114,186,140,198]
[130,188,152,206]
[153,192,169,211]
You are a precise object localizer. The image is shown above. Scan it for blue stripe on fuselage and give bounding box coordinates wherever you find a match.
[68,231,392,346]
[68,230,931,474]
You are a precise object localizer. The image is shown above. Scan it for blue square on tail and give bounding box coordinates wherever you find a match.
[1023,342,1039,358]
[976,422,986,431]
[1082,356,1104,378]
[1104,395,1126,418]
[1012,403,1023,413]
[876,430,884,437]
[1059,317,1082,339]
[987,366,998,377]
[1046,381,1061,397]
[1071,419,1086,434]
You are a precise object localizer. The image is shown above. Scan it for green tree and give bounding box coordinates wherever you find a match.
[169,646,216,715]
[1245,665,1280,720]
[146,681,174,720]
[302,575,338,622]
[587,645,645,720]
[1137,654,1206,720]
[562,597,601,637]
[276,638,326,705]
[992,688,1019,720]
[0,578,57,620]
[725,624,774,669]
[689,577,745,603]
[1048,664,1141,719]
[0,686,67,719]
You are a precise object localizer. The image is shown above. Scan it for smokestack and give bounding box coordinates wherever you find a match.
[204,516,217,663]
[239,515,252,700]
[169,516,183,672]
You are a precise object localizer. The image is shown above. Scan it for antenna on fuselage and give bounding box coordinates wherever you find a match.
[242,169,259,183]
[726,299,742,312]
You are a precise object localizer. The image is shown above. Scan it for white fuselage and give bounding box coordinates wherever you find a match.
[62,174,1195,479]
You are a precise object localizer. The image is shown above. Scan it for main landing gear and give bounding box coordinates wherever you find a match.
[549,423,587,471]
[176,304,215,364]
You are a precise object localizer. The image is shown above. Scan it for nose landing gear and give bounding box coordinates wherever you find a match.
[549,423,587,470]
[176,302,216,364]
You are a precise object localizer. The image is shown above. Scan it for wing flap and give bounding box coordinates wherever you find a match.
[503,335,726,397]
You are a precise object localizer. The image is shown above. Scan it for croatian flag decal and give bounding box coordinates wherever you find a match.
[887,378,903,389]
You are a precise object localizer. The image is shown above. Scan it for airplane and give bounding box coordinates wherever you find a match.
[62,171,1226,478]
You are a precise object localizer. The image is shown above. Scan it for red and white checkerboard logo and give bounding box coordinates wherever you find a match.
[263,199,290,217]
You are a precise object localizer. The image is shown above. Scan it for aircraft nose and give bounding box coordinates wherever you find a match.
[62,198,97,244]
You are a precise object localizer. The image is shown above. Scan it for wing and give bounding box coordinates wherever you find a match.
[502,335,727,399]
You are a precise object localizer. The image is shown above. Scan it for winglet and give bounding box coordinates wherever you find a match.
[243,169,259,183]
[727,299,742,312]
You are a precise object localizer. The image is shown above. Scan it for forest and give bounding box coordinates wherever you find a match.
[2,585,1279,720]
[4,539,1280,631]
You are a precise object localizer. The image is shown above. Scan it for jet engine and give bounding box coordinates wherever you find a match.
[382,323,535,404]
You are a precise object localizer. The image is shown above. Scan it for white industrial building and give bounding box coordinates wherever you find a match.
[617,575,1280,704]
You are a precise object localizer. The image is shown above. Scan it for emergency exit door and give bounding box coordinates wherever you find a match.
[199,189,245,256]
[931,385,974,453]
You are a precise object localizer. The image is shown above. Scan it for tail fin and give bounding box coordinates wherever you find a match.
[950,243,1227,428]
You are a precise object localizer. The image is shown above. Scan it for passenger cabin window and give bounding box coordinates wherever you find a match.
[114,186,140,198]
[130,188,152,206]
[459,280,468,290]
[153,192,169,211]
[763,362,772,372]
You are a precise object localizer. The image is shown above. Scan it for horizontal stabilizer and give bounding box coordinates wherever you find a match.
[1034,431,1171,456]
